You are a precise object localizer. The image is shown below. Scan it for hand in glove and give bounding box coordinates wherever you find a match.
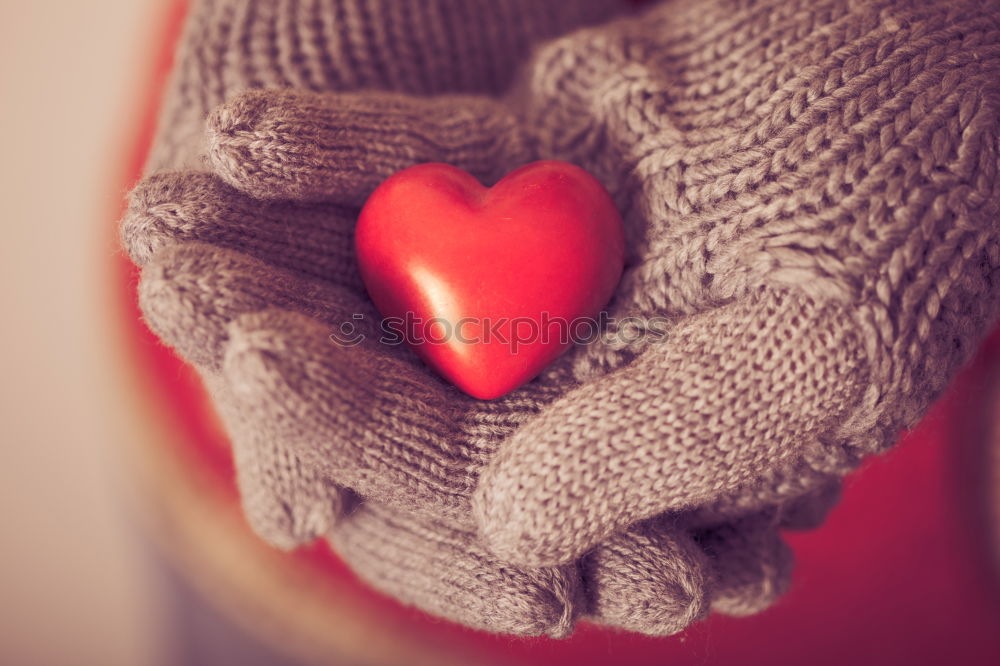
[122,0,1000,638]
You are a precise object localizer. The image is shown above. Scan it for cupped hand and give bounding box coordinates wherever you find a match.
[123,81,804,636]
[122,0,1000,638]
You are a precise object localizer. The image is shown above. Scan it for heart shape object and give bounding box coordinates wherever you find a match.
[355,160,625,400]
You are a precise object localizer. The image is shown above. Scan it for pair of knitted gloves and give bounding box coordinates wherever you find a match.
[121,0,1000,637]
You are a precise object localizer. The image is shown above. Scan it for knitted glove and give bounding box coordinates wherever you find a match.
[126,0,776,637]
[121,0,1000,638]
[469,0,1000,565]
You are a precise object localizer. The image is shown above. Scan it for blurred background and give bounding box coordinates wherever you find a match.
[1,1,169,664]
[2,1,1000,665]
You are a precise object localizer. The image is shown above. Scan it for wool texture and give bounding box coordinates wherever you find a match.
[122,0,1000,637]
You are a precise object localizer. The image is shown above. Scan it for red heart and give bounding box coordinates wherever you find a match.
[355,160,625,400]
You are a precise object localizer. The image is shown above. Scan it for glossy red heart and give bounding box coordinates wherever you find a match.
[355,160,625,400]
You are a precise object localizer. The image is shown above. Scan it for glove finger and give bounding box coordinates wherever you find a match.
[138,241,380,372]
[148,0,627,173]
[695,517,793,617]
[776,476,843,531]
[581,519,709,636]
[328,501,580,638]
[121,172,362,292]
[207,373,346,550]
[222,307,577,523]
[681,464,847,530]
[206,88,534,204]
[474,287,871,566]
[223,308,475,521]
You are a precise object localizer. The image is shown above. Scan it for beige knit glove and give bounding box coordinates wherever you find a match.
[125,0,760,637]
[469,0,1000,567]
[121,0,1000,638]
